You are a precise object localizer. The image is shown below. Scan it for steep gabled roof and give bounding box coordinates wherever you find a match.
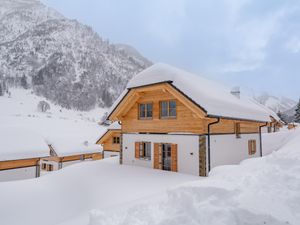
[109,63,272,122]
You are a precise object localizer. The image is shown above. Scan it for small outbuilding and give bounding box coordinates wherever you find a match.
[41,137,103,173]
[0,127,50,182]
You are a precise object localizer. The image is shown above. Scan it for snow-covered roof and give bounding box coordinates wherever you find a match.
[250,99,281,122]
[107,121,121,130]
[0,127,50,161]
[109,63,272,122]
[46,137,103,157]
[96,122,121,144]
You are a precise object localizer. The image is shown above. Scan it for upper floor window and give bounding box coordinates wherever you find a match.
[113,136,120,144]
[160,100,176,118]
[139,103,153,119]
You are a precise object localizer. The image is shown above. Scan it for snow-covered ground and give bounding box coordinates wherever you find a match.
[90,128,300,225]
[0,127,298,225]
[0,88,106,144]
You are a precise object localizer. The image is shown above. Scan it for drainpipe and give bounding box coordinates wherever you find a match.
[259,122,268,157]
[207,117,220,173]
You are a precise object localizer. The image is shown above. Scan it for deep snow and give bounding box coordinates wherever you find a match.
[90,129,300,225]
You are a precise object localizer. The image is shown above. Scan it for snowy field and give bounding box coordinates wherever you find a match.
[0,88,107,144]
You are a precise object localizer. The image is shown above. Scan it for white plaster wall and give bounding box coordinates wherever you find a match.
[0,166,36,182]
[210,133,261,169]
[104,151,120,158]
[122,133,200,176]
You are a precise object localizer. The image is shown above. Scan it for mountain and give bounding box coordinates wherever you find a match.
[0,0,152,111]
[255,93,296,113]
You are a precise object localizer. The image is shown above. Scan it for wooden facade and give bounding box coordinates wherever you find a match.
[97,129,121,153]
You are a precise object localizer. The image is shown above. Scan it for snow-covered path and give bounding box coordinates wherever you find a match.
[90,129,300,225]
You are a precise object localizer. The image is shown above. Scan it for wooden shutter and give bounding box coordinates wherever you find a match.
[154,143,160,169]
[248,140,257,155]
[135,142,140,159]
[171,144,178,172]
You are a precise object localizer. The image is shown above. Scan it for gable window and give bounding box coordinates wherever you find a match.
[248,140,256,155]
[235,122,241,138]
[139,103,153,119]
[160,100,177,118]
[113,136,120,144]
[135,142,151,160]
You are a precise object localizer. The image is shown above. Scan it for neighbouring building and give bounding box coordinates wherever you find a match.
[106,63,275,176]
[0,128,50,182]
[96,122,121,158]
[41,137,103,173]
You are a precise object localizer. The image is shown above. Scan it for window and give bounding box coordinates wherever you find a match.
[80,155,85,161]
[160,100,176,118]
[135,142,151,160]
[113,136,120,144]
[139,103,153,119]
[248,140,256,155]
[235,122,241,138]
[47,164,53,172]
[41,163,47,170]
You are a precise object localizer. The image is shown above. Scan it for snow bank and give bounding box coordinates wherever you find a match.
[90,129,300,225]
[0,157,198,225]
[0,126,49,161]
[109,63,272,122]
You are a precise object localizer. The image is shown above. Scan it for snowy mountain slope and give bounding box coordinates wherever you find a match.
[0,0,152,110]
[255,93,296,113]
[0,88,106,144]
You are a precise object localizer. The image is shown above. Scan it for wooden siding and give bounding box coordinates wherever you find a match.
[98,130,121,152]
[122,89,207,134]
[0,158,39,170]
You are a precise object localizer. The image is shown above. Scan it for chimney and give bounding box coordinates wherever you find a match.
[231,86,240,99]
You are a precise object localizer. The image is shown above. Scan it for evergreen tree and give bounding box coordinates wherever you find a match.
[277,111,285,123]
[295,99,300,123]
[20,75,28,89]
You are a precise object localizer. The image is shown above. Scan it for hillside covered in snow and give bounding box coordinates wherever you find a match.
[0,0,152,110]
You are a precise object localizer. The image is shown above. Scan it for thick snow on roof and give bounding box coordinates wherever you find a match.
[108,121,121,130]
[46,137,103,157]
[0,127,50,161]
[112,63,272,122]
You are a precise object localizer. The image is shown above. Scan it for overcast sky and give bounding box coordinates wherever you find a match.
[42,0,300,100]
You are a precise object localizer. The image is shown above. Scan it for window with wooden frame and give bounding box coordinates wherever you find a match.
[235,122,241,138]
[80,155,85,161]
[135,142,151,160]
[42,163,47,170]
[47,164,53,171]
[160,100,177,119]
[138,103,153,120]
[113,136,120,144]
[248,140,256,155]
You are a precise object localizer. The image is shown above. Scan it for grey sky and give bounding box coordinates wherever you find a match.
[42,0,300,100]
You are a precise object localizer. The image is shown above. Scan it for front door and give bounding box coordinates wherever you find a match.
[162,143,171,171]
